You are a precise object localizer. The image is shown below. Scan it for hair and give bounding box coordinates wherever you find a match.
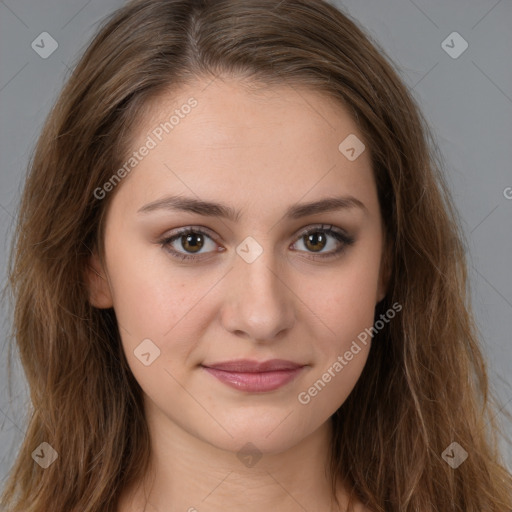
[1,0,511,510]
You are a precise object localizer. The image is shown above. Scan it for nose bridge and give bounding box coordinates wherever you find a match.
[221,235,295,341]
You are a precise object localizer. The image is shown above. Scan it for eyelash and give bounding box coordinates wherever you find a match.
[159,225,355,261]
[158,224,355,262]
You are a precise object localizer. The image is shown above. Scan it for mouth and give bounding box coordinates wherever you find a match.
[201,359,307,392]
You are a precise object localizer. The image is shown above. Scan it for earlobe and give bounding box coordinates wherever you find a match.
[85,252,113,309]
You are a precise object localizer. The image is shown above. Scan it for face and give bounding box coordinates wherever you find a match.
[88,77,389,456]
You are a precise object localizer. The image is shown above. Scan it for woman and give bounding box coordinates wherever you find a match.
[2,0,511,510]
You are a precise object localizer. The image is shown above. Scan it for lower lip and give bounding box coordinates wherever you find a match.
[202,366,305,392]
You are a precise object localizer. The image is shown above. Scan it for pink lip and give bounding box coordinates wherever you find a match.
[201,359,306,392]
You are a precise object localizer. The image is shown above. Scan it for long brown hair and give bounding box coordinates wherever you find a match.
[2,0,511,510]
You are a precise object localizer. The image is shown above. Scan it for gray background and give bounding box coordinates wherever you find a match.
[1,0,511,489]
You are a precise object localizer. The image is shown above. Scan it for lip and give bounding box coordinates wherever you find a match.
[201,359,306,392]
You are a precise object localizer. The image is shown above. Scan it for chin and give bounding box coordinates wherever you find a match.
[197,414,314,456]
[211,432,302,458]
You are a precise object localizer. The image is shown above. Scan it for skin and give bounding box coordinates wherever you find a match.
[87,76,389,512]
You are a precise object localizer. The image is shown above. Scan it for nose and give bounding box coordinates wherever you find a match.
[219,247,296,343]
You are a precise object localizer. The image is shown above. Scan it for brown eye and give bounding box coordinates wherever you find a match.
[291,224,355,260]
[180,232,205,253]
[160,227,219,261]
[160,224,355,263]
[303,232,328,252]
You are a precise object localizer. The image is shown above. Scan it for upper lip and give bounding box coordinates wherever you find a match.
[202,359,304,373]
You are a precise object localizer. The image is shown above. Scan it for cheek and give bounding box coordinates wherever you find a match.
[298,265,378,412]
[105,219,382,374]
[104,238,207,361]
[309,247,382,353]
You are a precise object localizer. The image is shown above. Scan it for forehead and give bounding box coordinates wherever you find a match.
[114,76,377,217]
[140,76,361,148]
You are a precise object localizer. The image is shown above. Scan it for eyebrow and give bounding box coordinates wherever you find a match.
[137,194,368,221]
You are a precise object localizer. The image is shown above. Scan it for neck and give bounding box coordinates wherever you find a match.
[117,415,351,512]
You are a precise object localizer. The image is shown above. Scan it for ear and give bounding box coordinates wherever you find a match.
[377,236,392,304]
[85,251,113,309]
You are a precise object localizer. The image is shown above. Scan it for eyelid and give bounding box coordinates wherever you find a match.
[158,223,354,261]
[158,225,222,261]
[159,223,348,242]
[295,224,350,240]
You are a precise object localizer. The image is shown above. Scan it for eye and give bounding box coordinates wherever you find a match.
[291,224,355,260]
[159,224,355,262]
[159,226,221,261]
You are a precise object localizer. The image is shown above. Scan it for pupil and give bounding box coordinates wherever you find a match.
[306,232,326,252]
[180,232,327,254]
[183,233,203,253]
